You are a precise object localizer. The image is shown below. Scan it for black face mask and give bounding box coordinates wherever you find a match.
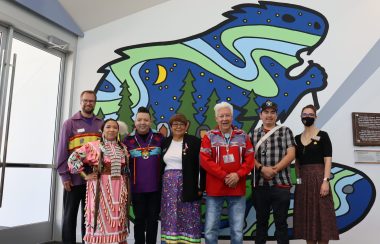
[302,117,315,127]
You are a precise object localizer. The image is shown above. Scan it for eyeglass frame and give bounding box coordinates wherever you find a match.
[81,99,96,104]
[217,114,232,119]
[171,122,186,127]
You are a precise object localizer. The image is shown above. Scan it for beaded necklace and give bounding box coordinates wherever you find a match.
[100,139,126,177]
[134,133,153,159]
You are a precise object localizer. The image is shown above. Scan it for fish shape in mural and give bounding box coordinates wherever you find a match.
[94,1,328,135]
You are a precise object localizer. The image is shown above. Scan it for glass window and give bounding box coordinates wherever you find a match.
[0,36,63,228]
[0,168,52,227]
[6,38,62,164]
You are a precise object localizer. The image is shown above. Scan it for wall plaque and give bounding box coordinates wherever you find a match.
[352,112,380,146]
[354,150,380,164]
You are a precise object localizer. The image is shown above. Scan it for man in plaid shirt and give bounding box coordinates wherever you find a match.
[251,100,295,244]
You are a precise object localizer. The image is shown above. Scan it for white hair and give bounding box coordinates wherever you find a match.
[117,121,129,136]
[214,101,233,117]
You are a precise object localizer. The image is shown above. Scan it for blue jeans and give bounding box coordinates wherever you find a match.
[204,196,246,244]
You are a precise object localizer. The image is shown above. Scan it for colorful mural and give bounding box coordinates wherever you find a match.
[94,1,328,135]
[93,1,376,240]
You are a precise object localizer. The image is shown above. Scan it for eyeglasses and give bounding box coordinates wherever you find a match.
[172,122,186,127]
[301,113,315,117]
[217,114,232,119]
[82,99,95,104]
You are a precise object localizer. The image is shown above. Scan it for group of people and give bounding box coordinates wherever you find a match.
[56,90,339,244]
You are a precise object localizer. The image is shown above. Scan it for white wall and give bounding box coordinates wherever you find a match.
[72,0,379,243]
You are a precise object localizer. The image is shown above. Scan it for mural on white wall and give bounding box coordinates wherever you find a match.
[92,1,376,240]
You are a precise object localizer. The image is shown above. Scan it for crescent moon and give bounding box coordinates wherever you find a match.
[154,65,167,85]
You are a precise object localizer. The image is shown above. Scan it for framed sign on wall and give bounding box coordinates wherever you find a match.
[352,112,380,146]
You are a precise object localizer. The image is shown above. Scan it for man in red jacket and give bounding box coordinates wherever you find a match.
[200,101,254,244]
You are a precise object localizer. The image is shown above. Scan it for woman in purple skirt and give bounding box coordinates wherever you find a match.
[293,104,339,244]
[160,114,205,243]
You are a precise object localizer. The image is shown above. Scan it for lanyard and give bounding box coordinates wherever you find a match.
[223,132,232,154]
[134,133,153,149]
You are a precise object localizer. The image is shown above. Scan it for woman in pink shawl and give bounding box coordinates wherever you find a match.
[68,119,130,244]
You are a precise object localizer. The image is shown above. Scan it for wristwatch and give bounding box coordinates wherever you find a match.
[323,177,330,182]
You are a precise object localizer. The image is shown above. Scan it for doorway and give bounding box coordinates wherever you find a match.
[0,25,65,244]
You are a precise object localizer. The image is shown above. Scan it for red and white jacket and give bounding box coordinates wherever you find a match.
[200,128,254,196]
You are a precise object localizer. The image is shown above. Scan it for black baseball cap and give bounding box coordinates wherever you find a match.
[261,100,278,112]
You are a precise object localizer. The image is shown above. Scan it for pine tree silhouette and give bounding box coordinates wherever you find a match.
[96,107,105,120]
[177,70,199,135]
[117,81,134,129]
[148,105,156,130]
[202,89,220,130]
[239,89,259,132]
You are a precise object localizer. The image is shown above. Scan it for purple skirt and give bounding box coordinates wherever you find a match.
[161,169,201,243]
[293,164,339,241]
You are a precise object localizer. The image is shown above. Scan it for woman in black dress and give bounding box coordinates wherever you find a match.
[160,113,205,243]
[293,104,339,244]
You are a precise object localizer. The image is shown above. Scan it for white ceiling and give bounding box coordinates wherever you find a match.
[58,0,170,32]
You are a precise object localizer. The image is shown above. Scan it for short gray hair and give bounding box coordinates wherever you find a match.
[214,101,233,117]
